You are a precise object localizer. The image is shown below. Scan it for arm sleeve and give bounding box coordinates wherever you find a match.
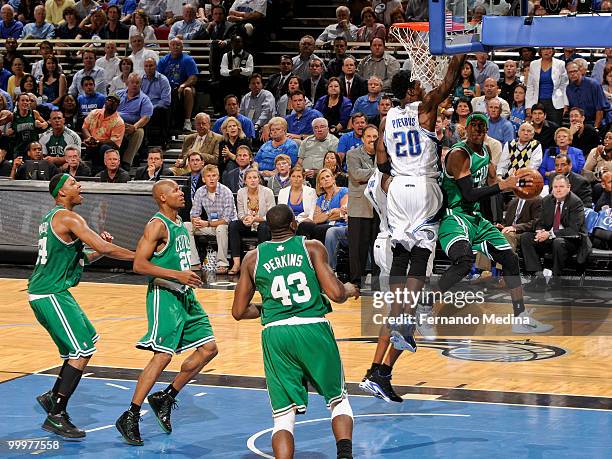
[530,144,543,171]
[161,77,172,107]
[455,175,501,203]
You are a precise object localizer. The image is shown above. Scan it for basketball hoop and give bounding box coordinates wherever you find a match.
[390,22,470,91]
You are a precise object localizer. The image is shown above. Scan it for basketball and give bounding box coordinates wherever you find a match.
[513,168,544,199]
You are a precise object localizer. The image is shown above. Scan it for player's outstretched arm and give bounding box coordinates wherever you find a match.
[232,250,261,320]
[63,212,134,261]
[423,54,467,111]
[133,220,202,288]
[306,240,360,303]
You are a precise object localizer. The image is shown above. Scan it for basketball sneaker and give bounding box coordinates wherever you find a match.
[359,370,403,403]
[389,323,417,352]
[415,302,436,341]
[36,390,55,413]
[42,411,85,439]
[116,410,144,446]
[148,391,177,433]
[512,309,554,334]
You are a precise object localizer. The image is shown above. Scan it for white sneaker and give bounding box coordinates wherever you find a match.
[512,309,553,334]
[415,303,437,341]
[183,119,193,132]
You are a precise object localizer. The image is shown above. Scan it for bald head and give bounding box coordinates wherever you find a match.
[152,179,177,203]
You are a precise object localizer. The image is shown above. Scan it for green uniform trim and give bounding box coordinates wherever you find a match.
[28,206,85,295]
[262,321,347,416]
[29,291,98,360]
[254,235,331,325]
[137,212,214,354]
[440,141,512,256]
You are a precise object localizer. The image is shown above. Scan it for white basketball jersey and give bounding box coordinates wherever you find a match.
[384,103,440,179]
[364,170,389,233]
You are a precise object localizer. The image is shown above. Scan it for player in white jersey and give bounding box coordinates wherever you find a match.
[359,169,436,403]
[376,57,466,352]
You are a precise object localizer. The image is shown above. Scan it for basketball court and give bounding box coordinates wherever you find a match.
[1,270,611,457]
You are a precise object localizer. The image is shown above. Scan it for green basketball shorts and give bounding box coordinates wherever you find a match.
[137,285,215,355]
[439,210,512,257]
[29,290,98,360]
[262,318,347,417]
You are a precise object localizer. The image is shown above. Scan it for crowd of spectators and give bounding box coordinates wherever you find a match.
[0,0,611,281]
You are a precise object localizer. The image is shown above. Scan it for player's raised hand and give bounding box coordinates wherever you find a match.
[343,282,360,300]
[99,231,114,242]
[176,270,203,288]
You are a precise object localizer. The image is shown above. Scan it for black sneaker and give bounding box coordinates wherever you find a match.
[115,410,144,446]
[42,411,86,439]
[147,391,177,434]
[36,390,55,414]
[359,370,403,403]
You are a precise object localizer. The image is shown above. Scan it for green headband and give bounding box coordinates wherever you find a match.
[51,174,71,198]
[466,113,489,128]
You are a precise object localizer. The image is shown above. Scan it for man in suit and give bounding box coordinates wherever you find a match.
[205,5,236,80]
[180,151,206,222]
[521,174,586,289]
[346,125,379,287]
[339,56,367,103]
[496,196,542,250]
[134,148,172,181]
[265,55,294,101]
[221,144,253,193]
[180,113,223,172]
[550,153,592,208]
[303,57,327,103]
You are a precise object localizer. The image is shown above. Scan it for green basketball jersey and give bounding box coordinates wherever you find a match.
[12,109,37,154]
[28,206,85,294]
[149,212,191,280]
[442,141,490,214]
[254,235,331,325]
[44,133,68,157]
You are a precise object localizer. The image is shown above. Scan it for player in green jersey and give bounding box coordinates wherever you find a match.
[438,113,552,333]
[233,204,359,459]
[29,173,134,438]
[116,180,218,446]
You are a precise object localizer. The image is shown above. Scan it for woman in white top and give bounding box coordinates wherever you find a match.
[228,168,275,274]
[525,47,569,126]
[109,57,133,94]
[129,9,157,43]
[277,165,318,224]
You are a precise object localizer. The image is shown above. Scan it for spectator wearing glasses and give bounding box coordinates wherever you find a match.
[566,61,610,129]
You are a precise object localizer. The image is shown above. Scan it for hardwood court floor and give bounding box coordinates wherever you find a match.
[1,278,611,398]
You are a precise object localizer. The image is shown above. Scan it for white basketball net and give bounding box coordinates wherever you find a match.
[390,25,464,92]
